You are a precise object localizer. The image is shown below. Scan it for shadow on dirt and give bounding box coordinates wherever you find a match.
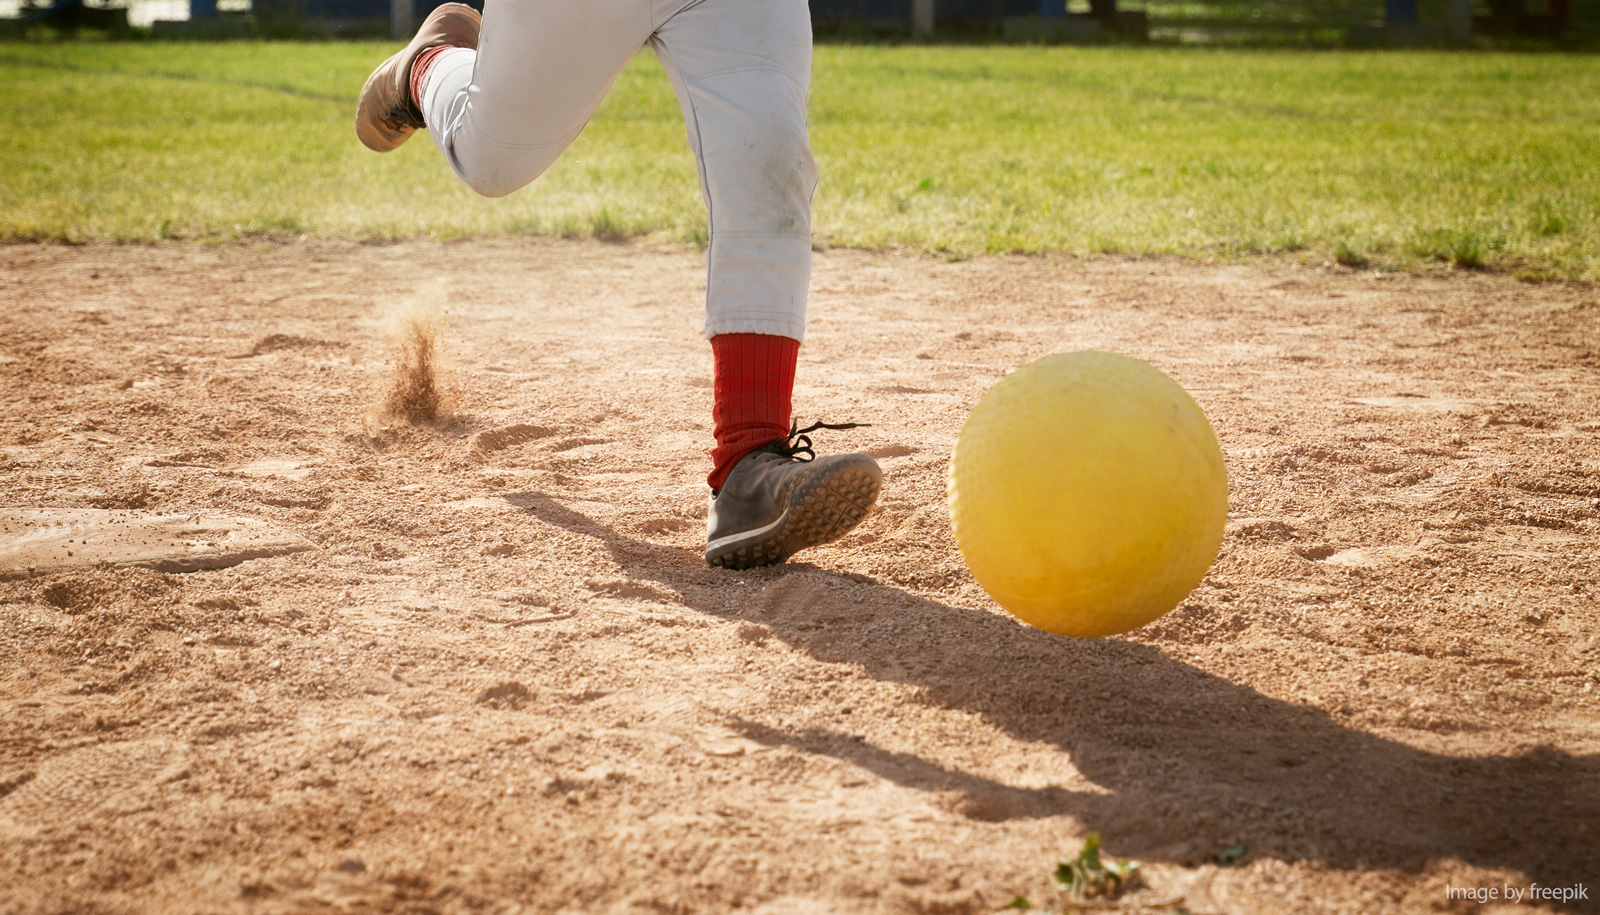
[507,490,1599,912]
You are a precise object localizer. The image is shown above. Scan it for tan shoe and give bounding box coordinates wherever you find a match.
[355,2,482,153]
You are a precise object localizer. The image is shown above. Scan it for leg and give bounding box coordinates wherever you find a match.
[653,0,880,567]
[650,0,817,341]
[418,0,656,198]
[652,0,819,492]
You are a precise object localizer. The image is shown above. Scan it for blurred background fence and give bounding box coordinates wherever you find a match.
[0,0,1593,45]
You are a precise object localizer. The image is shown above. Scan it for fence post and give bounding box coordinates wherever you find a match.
[912,0,934,39]
[392,0,414,39]
[1448,0,1473,42]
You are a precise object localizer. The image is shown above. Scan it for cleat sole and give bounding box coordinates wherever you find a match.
[706,464,881,571]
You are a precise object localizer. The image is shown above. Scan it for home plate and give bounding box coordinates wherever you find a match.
[0,509,316,579]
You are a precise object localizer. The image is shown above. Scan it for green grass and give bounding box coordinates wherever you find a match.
[3,42,1598,279]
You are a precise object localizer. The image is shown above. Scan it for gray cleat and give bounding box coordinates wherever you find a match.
[705,423,882,570]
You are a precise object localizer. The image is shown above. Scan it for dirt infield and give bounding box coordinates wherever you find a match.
[1,239,1596,914]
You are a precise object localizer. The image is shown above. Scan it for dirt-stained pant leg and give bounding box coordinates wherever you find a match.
[651,0,817,341]
[418,0,816,343]
[419,0,655,198]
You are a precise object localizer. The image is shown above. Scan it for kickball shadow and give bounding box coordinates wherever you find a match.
[507,490,1598,911]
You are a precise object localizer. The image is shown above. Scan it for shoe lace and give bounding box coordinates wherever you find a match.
[771,420,869,462]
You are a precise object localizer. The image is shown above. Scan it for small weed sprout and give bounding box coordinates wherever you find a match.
[1054,833,1139,903]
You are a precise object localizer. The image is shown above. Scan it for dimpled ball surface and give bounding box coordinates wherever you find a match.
[948,351,1228,638]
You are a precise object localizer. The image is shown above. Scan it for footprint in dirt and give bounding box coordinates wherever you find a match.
[0,741,191,839]
[469,423,555,454]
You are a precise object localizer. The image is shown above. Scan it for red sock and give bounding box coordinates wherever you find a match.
[708,333,799,492]
[410,45,455,111]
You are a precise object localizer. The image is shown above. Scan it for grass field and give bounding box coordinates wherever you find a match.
[3,41,1598,279]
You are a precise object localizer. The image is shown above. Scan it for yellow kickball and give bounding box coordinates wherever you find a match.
[948,351,1228,638]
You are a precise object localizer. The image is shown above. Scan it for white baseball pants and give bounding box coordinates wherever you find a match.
[419,0,817,341]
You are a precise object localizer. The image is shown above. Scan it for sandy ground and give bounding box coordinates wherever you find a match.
[0,238,1597,915]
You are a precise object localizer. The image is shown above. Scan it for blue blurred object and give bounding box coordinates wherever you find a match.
[1039,0,1067,18]
[1385,0,1418,25]
[190,0,218,19]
